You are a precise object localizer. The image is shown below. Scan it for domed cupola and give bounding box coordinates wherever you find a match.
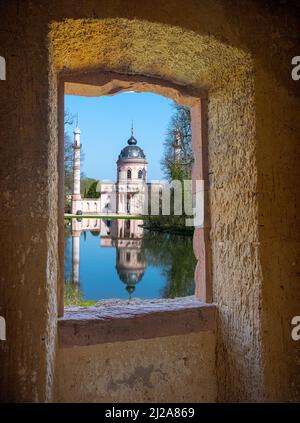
[118,125,146,161]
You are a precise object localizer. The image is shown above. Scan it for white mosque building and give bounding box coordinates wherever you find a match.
[71,125,161,215]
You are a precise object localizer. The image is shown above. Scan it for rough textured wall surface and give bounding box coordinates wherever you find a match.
[208,75,264,401]
[0,0,299,403]
[256,68,300,402]
[0,1,58,402]
[56,332,216,403]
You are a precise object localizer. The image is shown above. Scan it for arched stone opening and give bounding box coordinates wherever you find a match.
[49,18,260,403]
[59,70,211,311]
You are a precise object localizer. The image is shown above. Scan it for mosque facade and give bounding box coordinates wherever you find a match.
[71,126,161,215]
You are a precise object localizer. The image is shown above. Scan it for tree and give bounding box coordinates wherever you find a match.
[153,104,193,229]
[64,110,85,211]
[81,177,98,197]
[64,111,75,212]
[161,104,193,181]
[142,231,196,298]
[86,180,100,198]
[64,110,76,191]
[64,132,74,196]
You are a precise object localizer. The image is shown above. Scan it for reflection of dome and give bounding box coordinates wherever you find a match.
[118,270,144,285]
[117,268,145,296]
[126,285,135,295]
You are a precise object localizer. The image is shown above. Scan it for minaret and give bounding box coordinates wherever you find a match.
[72,126,81,213]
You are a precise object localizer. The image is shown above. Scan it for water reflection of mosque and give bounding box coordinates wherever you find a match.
[71,218,146,298]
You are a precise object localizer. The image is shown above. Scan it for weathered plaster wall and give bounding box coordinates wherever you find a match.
[256,69,300,402]
[0,0,299,403]
[56,332,216,403]
[208,74,264,401]
[0,2,58,402]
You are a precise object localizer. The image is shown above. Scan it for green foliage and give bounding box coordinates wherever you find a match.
[64,280,83,306]
[142,231,196,298]
[142,216,193,235]
[81,177,98,197]
[86,180,101,198]
[144,104,193,231]
[64,280,97,307]
[161,104,193,181]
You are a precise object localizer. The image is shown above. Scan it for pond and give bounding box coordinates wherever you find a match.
[64,218,196,305]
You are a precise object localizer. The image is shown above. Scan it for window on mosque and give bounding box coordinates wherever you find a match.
[127,169,132,179]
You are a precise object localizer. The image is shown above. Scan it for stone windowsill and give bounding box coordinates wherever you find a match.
[58,296,216,347]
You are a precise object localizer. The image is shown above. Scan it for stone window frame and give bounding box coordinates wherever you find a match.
[57,71,213,343]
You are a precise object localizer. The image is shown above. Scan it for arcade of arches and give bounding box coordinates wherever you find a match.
[0,0,299,403]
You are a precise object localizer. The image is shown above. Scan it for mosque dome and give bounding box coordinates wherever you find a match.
[118,129,146,160]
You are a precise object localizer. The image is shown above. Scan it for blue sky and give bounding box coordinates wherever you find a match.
[65,92,176,181]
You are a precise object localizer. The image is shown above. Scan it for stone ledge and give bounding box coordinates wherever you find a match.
[58,297,216,347]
